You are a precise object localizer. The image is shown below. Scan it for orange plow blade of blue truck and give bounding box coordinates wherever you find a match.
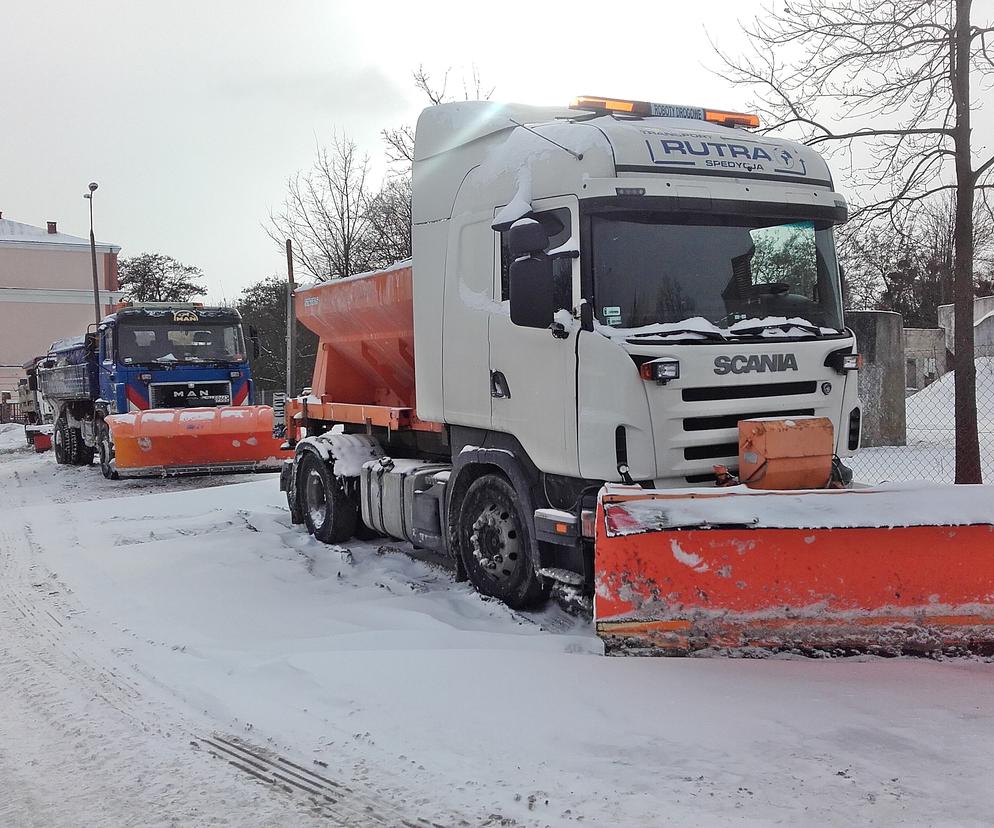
[105,406,291,478]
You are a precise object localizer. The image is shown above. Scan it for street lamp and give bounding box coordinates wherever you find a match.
[83,181,100,325]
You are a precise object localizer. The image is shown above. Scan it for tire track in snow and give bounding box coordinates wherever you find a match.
[0,505,475,827]
[0,520,342,826]
[198,734,463,828]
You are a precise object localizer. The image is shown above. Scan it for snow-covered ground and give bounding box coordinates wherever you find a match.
[2,426,994,826]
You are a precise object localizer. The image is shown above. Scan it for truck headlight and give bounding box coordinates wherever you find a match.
[825,348,862,374]
[639,358,680,385]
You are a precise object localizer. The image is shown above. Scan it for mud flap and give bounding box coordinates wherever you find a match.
[106,406,292,477]
[593,484,994,656]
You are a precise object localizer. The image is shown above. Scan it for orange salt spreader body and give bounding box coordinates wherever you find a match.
[284,263,438,436]
[106,406,290,478]
[593,417,994,656]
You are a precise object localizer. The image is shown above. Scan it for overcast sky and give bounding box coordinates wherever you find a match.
[2,1,990,300]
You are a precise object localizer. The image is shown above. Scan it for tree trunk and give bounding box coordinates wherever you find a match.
[952,0,982,483]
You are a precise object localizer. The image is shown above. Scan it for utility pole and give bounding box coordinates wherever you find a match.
[84,182,100,325]
[285,239,296,396]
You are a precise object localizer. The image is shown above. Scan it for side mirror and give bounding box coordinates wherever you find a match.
[249,325,260,359]
[506,219,549,258]
[509,256,555,329]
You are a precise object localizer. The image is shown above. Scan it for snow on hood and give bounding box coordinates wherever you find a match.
[594,315,841,341]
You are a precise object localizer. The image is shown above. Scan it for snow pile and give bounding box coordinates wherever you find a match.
[905,357,994,438]
[0,421,28,452]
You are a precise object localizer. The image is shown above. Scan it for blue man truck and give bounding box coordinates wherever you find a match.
[37,303,288,478]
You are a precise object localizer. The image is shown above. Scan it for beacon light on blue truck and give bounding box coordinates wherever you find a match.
[570,95,761,128]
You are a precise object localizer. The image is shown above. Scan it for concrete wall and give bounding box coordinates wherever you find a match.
[903,327,948,391]
[937,295,994,353]
[847,310,907,446]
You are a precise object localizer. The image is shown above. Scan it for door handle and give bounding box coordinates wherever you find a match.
[490,371,511,399]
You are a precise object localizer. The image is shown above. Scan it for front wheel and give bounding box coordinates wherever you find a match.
[298,452,358,544]
[98,422,118,480]
[456,474,548,609]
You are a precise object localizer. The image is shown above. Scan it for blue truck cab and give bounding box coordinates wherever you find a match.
[97,304,255,414]
[38,303,258,471]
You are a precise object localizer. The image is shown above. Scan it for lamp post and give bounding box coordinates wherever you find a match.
[83,182,100,325]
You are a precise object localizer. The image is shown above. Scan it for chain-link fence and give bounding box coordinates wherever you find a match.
[849,346,994,484]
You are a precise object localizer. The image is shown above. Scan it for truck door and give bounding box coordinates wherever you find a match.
[98,324,117,411]
[488,196,580,477]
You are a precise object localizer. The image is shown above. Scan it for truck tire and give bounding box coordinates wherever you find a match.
[299,452,358,544]
[70,428,95,466]
[456,474,548,609]
[97,422,118,480]
[53,418,70,465]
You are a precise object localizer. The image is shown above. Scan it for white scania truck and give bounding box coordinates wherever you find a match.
[280,95,862,620]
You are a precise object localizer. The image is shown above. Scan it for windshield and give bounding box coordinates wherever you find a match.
[117,320,245,364]
[590,213,844,334]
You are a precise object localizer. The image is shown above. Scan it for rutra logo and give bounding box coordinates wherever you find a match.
[714,353,799,375]
[172,310,199,322]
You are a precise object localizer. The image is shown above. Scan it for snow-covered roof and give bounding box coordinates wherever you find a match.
[0,217,120,253]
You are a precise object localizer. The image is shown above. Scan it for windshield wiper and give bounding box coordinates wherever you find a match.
[729,322,825,337]
[629,328,728,341]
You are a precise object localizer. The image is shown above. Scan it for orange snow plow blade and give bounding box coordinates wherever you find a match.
[594,484,994,656]
[106,406,291,478]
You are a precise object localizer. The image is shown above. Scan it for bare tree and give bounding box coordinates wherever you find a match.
[714,0,994,483]
[839,194,994,319]
[269,67,492,281]
[267,134,376,282]
[365,176,412,264]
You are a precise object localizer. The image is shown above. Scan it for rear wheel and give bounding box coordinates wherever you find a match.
[299,452,357,544]
[70,427,95,466]
[53,418,70,464]
[457,474,547,609]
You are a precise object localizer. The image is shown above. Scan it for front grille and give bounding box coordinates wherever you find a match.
[684,442,739,461]
[682,381,817,402]
[674,384,820,479]
[683,408,815,432]
[150,381,232,408]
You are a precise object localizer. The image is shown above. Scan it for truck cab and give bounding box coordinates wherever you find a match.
[412,96,861,489]
[38,303,260,475]
[96,304,255,414]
